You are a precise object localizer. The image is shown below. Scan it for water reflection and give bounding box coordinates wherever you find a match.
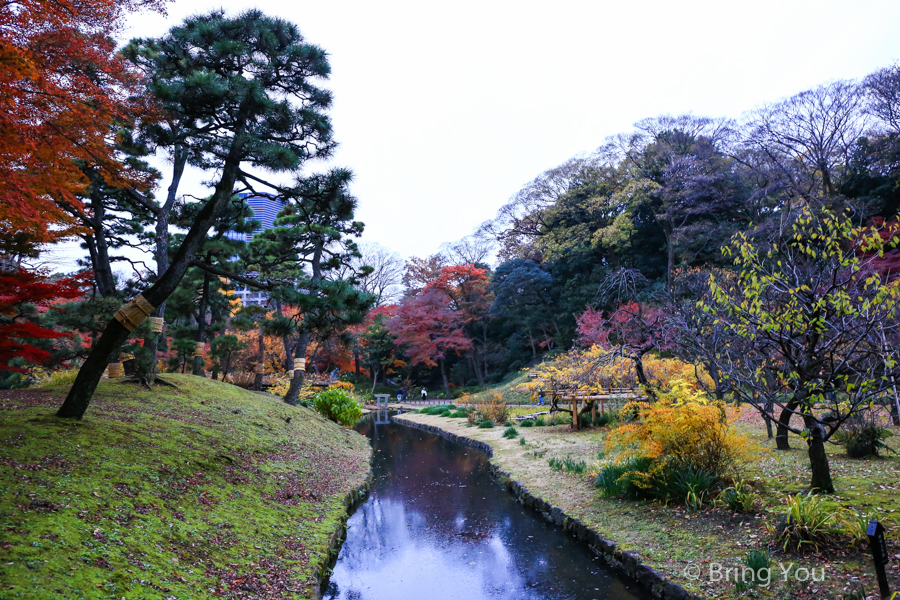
[324,416,649,600]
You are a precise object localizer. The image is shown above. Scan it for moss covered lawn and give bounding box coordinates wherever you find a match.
[0,375,371,599]
[397,410,900,599]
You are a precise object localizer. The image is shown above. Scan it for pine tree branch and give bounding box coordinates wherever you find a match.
[189,259,274,291]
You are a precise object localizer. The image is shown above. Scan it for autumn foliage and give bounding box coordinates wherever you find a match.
[0,0,164,243]
[605,380,755,479]
[389,288,470,368]
[0,268,85,371]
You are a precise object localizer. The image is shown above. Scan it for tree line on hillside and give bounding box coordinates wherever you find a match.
[351,67,900,398]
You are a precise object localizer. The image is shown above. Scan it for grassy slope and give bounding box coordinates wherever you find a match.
[398,410,900,600]
[0,375,371,600]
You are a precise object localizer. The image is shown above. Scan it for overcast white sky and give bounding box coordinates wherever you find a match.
[43,0,900,273]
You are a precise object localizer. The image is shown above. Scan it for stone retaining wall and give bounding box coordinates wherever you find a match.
[393,415,700,600]
[312,465,373,598]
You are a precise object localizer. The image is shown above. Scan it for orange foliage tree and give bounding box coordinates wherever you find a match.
[0,0,165,244]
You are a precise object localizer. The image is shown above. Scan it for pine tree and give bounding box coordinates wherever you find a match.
[57,10,336,418]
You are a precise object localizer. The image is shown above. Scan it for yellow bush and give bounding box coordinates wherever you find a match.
[33,369,80,387]
[606,378,757,478]
[475,391,509,424]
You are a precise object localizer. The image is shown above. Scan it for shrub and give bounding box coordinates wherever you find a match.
[438,409,452,417]
[534,417,546,427]
[620,400,648,422]
[594,410,618,427]
[477,420,494,429]
[34,369,79,387]
[770,492,849,553]
[717,480,760,512]
[670,466,717,510]
[474,392,509,424]
[502,426,518,439]
[835,413,896,458]
[605,379,755,480]
[312,389,363,427]
[520,419,534,427]
[519,436,526,446]
[450,410,469,418]
[594,456,660,500]
[548,455,587,475]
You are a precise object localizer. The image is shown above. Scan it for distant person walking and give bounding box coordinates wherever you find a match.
[421,387,428,401]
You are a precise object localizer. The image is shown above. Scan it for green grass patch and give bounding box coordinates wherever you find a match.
[0,375,371,599]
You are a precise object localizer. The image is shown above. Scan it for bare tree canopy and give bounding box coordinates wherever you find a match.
[864,63,900,134]
[353,241,404,305]
[743,80,867,198]
[440,233,495,267]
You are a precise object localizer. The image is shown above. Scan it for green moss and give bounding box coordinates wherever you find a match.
[0,375,371,599]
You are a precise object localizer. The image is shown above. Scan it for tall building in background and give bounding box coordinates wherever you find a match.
[227,193,284,306]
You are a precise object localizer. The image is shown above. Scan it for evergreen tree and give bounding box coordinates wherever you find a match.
[58,10,336,418]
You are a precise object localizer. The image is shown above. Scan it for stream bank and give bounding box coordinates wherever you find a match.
[392,413,701,600]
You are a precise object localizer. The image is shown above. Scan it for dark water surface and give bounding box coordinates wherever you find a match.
[323,414,650,600]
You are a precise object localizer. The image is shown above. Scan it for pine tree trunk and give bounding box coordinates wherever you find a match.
[141,303,164,385]
[141,147,185,386]
[482,325,489,379]
[253,325,265,390]
[662,223,675,291]
[56,142,243,419]
[284,334,309,405]
[471,349,484,385]
[193,271,211,376]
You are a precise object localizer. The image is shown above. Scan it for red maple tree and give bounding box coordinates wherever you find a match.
[388,288,470,397]
[0,268,85,371]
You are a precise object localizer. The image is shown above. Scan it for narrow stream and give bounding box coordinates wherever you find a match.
[323,414,651,600]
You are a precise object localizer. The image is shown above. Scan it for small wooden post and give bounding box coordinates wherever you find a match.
[591,400,596,425]
[572,400,577,429]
